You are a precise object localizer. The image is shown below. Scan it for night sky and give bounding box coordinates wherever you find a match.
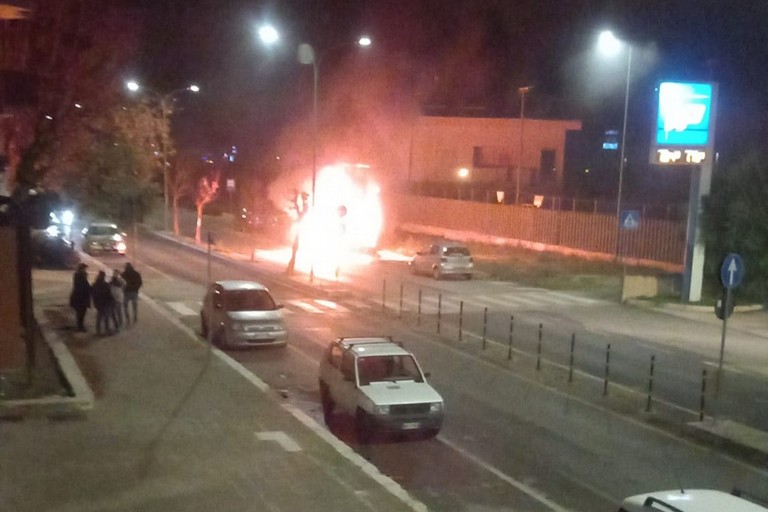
[128,0,768,201]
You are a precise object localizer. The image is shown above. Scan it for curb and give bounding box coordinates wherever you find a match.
[0,315,94,420]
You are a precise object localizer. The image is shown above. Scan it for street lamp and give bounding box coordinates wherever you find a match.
[298,36,371,282]
[598,30,632,258]
[298,36,372,210]
[516,85,533,205]
[125,80,200,232]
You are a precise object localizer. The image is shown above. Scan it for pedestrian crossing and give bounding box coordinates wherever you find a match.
[165,289,599,319]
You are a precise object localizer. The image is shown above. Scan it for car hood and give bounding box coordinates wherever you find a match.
[227,310,284,322]
[360,380,443,405]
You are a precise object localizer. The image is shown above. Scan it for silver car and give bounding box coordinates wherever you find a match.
[200,280,288,349]
[80,222,127,255]
[409,240,474,280]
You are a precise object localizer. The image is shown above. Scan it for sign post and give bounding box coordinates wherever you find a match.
[716,253,744,393]
[619,210,640,302]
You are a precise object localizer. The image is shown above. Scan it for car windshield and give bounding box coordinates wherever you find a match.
[88,225,119,236]
[356,355,423,385]
[222,289,277,312]
[443,246,470,256]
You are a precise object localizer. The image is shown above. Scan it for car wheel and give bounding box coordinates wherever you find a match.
[200,314,209,338]
[422,428,440,440]
[211,329,226,348]
[432,267,441,280]
[355,408,373,444]
[319,381,335,419]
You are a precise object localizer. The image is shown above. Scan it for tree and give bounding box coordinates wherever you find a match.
[194,169,220,243]
[702,151,768,303]
[169,152,197,236]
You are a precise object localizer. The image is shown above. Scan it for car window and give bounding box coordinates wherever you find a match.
[88,225,119,236]
[443,246,470,256]
[222,289,277,311]
[357,355,423,385]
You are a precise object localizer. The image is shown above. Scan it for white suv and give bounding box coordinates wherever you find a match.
[318,337,444,443]
[619,489,768,512]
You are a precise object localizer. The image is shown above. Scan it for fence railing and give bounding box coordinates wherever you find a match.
[389,193,687,268]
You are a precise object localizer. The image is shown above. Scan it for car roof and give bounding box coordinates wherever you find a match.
[621,489,768,512]
[88,222,118,228]
[337,337,411,357]
[215,280,269,292]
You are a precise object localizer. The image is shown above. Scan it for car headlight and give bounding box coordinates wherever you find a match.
[373,404,390,415]
[429,402,443,413]
[112,234,123,242]
[116,242,127,252]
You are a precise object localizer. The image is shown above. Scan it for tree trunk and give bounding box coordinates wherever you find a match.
[195,205,203,243]
[173,196,180,236]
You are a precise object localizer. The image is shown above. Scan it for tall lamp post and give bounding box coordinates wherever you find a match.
[516,85,533,205]
[598,31,632,258]
[125,80,200,232]
[298,36,371,281]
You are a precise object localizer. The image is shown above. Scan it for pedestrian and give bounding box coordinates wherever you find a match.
[69,263,91,332]
[91,270,115,335]
[122,262,143,325]
[109,269,126,331]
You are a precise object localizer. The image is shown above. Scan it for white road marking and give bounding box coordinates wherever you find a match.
[288,300,324,314]
[255,431,302,452]
[315,299,350,313]
[167,301,198,316]
[548,291,598,304]
[439,436,571,512]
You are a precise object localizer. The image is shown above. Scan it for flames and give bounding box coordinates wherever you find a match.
[285,163,383,280]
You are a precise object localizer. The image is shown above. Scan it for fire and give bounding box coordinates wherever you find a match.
[289,163,383,280]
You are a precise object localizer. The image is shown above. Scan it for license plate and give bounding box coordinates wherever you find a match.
[402,422,420,430]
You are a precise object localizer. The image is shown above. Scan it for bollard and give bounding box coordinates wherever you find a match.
[699,368,707,421]
[645,355,656,412]
[603,343,611,396]
[398,283,403,319]
[568,333,575,383]
[437,293,442,334]
[536,323,543,371]
[417,289,422,326]
[382,279,386,311]
[458,300,464,341]
[482,307,488,350]
[507,315,514,359]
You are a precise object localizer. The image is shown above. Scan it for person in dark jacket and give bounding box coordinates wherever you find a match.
[122,262,143,325]
[69,263,91,332]
[91,270,115,335]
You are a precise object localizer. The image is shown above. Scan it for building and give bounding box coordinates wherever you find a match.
[407,116,582,202]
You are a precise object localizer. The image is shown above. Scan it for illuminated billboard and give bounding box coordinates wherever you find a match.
[649,81,718,166]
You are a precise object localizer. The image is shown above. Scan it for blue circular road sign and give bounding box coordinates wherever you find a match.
[720,253,745,289]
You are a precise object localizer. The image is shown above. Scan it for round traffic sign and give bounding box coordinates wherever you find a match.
[720,253,745,289]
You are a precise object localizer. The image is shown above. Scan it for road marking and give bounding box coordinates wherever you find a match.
[439,436,571,512]
[167,301,198,316]
[288,300,325,313]
[255,431,302,452]
[315,299,350,313]
[547,291,598,304]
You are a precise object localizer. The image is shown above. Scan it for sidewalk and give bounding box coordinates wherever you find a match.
[0,265,426,512]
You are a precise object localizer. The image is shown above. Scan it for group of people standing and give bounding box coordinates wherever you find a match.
[69,262,143,335]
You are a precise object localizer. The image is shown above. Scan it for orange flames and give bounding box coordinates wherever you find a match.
[288,163,383,280]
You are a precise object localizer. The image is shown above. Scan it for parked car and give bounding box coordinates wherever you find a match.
[408,240,474,280]
[318,336,444,443]
[200,280,288,349]
[30,228,78,268]
[80,222,127,256]
[619,489,768,512]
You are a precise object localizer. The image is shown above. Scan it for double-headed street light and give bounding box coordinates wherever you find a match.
[298,36,372,210]
[598,30,633,258]
[516,85,533,205]
[125,80,200,232]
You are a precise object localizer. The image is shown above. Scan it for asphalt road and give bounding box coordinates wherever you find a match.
[88,229,768,512]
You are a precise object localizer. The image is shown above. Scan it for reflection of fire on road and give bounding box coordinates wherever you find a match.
[287,163,383,280]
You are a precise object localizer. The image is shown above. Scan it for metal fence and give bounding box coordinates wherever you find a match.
[389,193,687,268]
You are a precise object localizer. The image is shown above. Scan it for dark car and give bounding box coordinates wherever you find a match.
[31,228,78,268]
